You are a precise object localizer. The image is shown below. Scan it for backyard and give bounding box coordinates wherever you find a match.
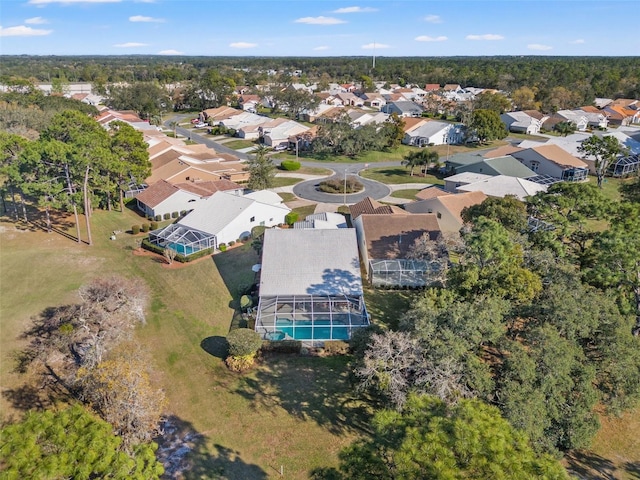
[1,198,639,478]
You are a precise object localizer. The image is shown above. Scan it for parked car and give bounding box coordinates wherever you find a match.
[273,144,288,151]
[190,118,200,124]
[194,123,207,128]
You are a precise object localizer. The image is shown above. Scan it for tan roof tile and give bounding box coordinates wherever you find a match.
[135,180,179,207]
[415,187,451,200]
[532,144,588,168]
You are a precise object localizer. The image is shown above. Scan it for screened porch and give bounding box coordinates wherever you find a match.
[255,294,369,343]
[148,224,216,256]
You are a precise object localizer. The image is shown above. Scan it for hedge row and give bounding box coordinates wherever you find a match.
[141,238,213,263]
[280,160,301,171]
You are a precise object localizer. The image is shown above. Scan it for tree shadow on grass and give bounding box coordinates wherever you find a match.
[625,462,640,479]
[157,415,267,480]
[200,336,228,359]
[233,353,373,437]
[565,450,618,480]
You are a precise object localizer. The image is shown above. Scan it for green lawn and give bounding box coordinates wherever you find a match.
[0,209,364,479]
[361,167,445,185]
[390,189,421,200]
[278,192,297,202]
[271,177,303,188]
[291,205,317,219]
[223,139,256,150]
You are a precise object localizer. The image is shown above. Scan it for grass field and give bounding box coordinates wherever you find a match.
[223,139,256,150]
[2,189,639,478]
[0,209,368,479]
[390,189,421,200]
[361,167,445,185]
[271,177,304,188]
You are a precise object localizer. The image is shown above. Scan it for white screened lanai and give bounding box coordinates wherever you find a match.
[255,229,369,344]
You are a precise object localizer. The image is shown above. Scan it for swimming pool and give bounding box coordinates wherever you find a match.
[166,243,197,256]
[274,318,351,341]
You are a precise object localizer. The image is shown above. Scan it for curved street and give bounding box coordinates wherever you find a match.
[293,173,391,204]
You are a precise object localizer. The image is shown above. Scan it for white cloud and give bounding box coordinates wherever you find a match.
[362,42,389,49]
[466,34,504,41]
[528,43,552,51]
[113,42,148,47]
[294,16,346,25]
[25,17,49,24]
[313,45,329,51]
[158,49,183,55]
[29,0,121,4]
[570,39,585,44]
[424,14,442,23]
[415,35,447,42]
[129,15,164,23]
[0,25,52,36]
[332,6,377,13]
[230,42,257,49]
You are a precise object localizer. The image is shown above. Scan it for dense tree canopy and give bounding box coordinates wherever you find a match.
[0,405,164,479]
[313,394,567,480]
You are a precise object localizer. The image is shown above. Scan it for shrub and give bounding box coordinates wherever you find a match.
[280,160,301,171]
[225,354,257,372]
[323,340,350,355]
[150,221,158,230]
[226,328,262,358]
[285,212,299,225]
[241,235,251,242]
[262,340,302,354]
[180,210,187,216]
[131,224,141,235]
[141,223,150,233]
[228,128,237,137]
[318,178,363,194]
[163,213,171,220]
[171,211,179,218]
[154,215,162,222]
[229,240,235,246]
[219,243,227,251]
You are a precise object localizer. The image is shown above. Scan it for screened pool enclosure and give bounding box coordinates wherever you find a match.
[369,259,434,288]
[148,224,216,256]
[255,294,369,342]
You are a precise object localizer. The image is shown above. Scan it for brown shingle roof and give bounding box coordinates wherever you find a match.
[135,180,179,207]
[402,117,429,133]
[349,197,404,220]
[483,145,523,159]
[532,144,588,168]
[437,191,488,223]
[415,187,451,200]
[175,180,241,196]
[360,213,442,259]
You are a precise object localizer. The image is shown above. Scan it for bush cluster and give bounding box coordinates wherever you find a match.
[318,178,363,194]
[226,328,262,357]
[285,212,299,226]
[131,224,141,234]
[150,221,158,230]
[323,340,350,355]
[141,223,149,233]
[280,160,301,171]
[262,340,302,354]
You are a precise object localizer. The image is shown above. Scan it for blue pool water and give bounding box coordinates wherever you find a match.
[167,243,196,255]
[274,318,350,341]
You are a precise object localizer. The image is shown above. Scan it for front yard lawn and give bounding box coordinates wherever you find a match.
[361,167,445,185]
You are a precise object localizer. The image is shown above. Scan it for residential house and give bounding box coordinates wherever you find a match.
[500,111,544,134]
[424,84,441,92]
[299,104,342,123]
[353,213,443,287]
[254,228,369,343]
[455,175,548,201]
[135,179,243,218]
[360,92,386,109]
[511,144,589,182]
[604,105,639,126]
[260,119,309,148]
[336,92,364,107]
[293,212,348,229]
[382,101,425,117]
[149,190,290,255]
[403,191,487,233]
[403,121,463,147]
[238,94,262,112]
[443,172,493,193]
[414,186,450,201]
[349,197,405,221]
[202,106,243,123]
[452,155,537,179]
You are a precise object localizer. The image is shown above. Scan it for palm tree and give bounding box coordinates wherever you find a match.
[402,151,423,176]
[554,121,576,137]
[168,120,178,138]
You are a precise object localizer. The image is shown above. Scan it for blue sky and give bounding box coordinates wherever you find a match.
[1,0,638,56]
